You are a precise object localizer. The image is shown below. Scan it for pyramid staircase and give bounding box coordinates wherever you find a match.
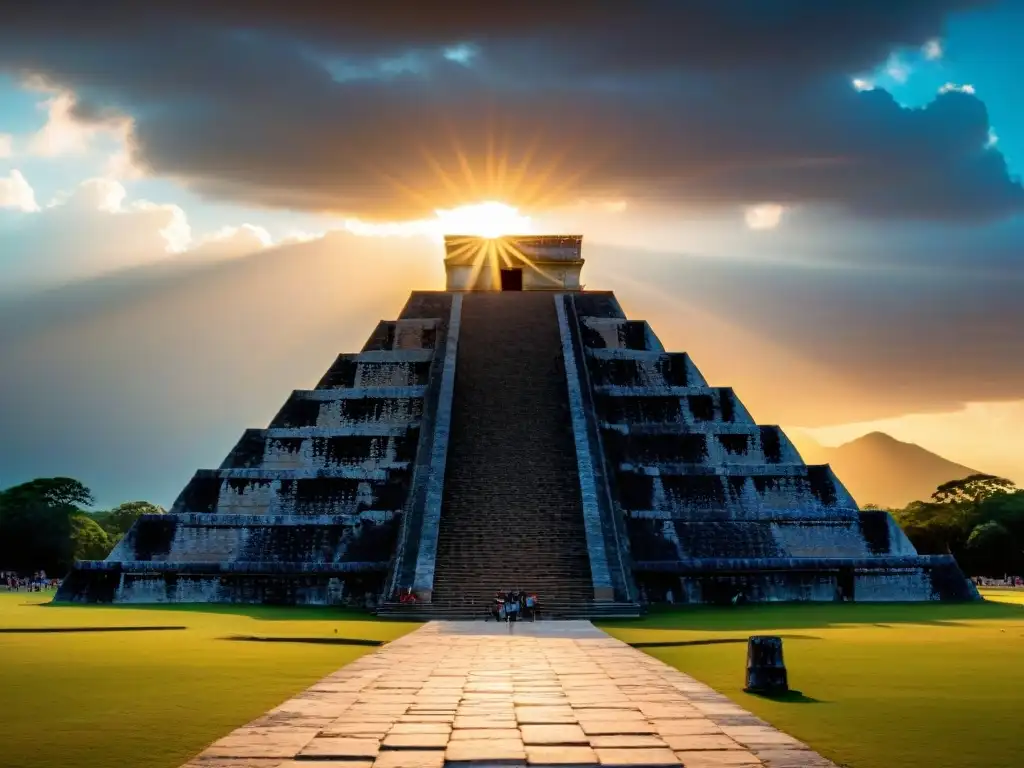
[378,293,639,620]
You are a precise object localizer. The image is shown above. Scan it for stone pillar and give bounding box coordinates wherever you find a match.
[744,635,789,695]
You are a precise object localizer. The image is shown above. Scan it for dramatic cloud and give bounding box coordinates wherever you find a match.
[0,134,12,158]
[0,178,277,293]
[0,169,38,212]
[0,1,1018,221]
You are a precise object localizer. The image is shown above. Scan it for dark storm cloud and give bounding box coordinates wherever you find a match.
[1,0,1020,220]
[4,1,987,74]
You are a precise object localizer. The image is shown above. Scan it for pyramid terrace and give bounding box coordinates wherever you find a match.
[56,234,978,616]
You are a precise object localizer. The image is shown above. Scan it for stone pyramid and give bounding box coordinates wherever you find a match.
[57,235,978,613]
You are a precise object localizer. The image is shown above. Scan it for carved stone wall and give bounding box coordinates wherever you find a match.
[569,297,979,604]
[57,293,455,606]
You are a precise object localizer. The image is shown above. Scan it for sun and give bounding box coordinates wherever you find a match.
[433,201,533,239]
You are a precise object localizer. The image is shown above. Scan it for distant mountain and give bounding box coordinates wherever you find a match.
[786,431,980,509]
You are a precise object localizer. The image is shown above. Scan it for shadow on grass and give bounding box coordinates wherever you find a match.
[630,634,821,648]
[36,601,384,623]
[0,625,186,634]
[223,634,383,646]
[744,690,827,705]
[599,600,1024,632]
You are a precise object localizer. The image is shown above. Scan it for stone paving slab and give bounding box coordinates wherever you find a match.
[180,621,838,768]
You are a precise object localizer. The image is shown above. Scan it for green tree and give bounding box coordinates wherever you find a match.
[932,474,1016,504]
[0,477,95,574]
[98,500,166,536]
[70,514,113,561]
[964,521,1019,577]
[892,499,974,556]
[892,477,1024,577]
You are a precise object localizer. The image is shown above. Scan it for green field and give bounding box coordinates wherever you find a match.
[600,590,1024,768]
[4,591,1022,768]
[0,592,418,768]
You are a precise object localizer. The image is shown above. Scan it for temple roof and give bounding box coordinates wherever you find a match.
[444,234,584,266]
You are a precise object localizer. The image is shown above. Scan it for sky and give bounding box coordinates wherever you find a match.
[0,1,1022,506]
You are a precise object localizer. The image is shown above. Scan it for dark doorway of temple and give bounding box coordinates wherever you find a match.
[837,569,855,601]
[500,268,523,291]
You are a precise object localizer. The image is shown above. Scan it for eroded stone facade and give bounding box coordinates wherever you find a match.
[55,261,976,609]
[57,297,457,606]
[564,292,978,604]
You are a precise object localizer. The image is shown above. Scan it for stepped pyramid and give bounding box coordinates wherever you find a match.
[57,235,978,614]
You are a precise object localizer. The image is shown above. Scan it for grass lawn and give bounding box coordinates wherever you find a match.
[0,592,418,768]
[600,591,1024,768]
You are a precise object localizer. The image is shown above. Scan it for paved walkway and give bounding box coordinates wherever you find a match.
[184,621,837,768]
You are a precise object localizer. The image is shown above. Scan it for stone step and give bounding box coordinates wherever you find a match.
[172,471,411,516]
[316,354,433,389]
[289,386,428,400]
[429,293,597,604]
[219,429,421,472]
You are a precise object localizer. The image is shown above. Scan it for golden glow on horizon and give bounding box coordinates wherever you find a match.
[434,201,533,239]
[341,200,534,241]
[343,199,555,289]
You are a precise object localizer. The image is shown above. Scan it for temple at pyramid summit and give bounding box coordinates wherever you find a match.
[56,234,979,615]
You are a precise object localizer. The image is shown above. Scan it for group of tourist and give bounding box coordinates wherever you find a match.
[489,589,538,624]
[973,575,1023,588]
[2,571,59,592]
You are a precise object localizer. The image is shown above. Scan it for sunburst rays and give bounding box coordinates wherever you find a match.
[350,112,616,225]
[340,112,610,286]
[445,234,563,290]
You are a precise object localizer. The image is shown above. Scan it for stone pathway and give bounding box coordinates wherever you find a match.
[184,621,837,768]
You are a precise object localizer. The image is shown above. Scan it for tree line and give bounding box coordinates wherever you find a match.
[875,474,1024,577]
[0,477,164,575]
